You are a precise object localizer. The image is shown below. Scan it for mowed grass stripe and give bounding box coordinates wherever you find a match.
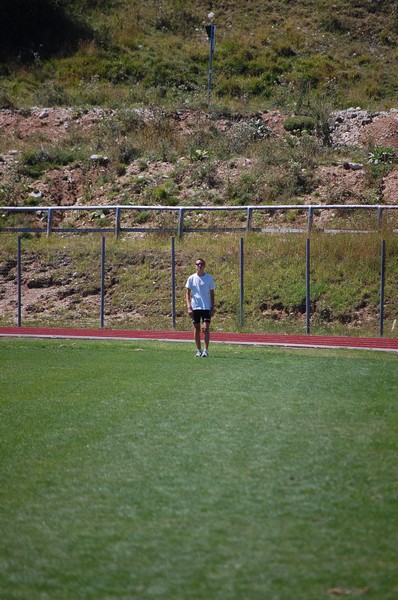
[0,339,397,600]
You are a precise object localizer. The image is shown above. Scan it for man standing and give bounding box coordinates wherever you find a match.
[185,258,215,357]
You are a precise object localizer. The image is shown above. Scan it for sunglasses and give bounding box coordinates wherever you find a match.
[195,262,204,266]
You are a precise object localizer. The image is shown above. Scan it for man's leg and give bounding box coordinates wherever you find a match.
[202,320,210,350]
[194,322,201,350]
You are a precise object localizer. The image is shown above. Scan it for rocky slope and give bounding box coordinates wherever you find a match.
[1,107,398,212]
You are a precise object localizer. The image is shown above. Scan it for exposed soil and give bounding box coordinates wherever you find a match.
[1,107,398,209]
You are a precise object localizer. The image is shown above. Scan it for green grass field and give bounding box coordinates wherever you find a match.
[1,338,397,600]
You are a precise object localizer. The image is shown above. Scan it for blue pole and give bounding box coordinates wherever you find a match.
[17,235,22,327]
[206,24,216,105]
[379,239,386,337]
[306,238,311,335]
[240,237,244,328]
[171,236,176,330]
[100,236,106,328]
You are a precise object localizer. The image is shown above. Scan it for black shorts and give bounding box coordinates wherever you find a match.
[192,310,211,324]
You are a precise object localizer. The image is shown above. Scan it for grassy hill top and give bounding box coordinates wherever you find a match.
[1,0,398,111]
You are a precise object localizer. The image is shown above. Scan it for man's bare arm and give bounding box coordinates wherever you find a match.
[186,288,193,312]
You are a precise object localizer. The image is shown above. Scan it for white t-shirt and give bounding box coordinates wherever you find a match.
[185,273,215,311]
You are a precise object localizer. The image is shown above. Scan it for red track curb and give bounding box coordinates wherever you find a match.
[1,326,398,352]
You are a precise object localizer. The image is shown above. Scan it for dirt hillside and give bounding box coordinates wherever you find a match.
[1,107,398,210]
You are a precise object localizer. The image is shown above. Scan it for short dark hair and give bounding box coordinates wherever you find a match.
[195,258,206,265]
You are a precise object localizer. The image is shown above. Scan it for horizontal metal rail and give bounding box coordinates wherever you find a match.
[1,204,397,237]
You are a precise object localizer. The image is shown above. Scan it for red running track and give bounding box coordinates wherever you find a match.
[1,326,398,352]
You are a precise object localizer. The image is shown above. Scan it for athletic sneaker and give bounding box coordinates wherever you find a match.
[202,349,209,357]
[195,349,202,357]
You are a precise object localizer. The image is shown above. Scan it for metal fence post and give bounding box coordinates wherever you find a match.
[239,237,244,328]
[178,209,185,238]
[171,236,176,330]
[308,206,313,233]
[100,236,106,328]
[47,208,53,237]
[246,207,253,233]
[17,235,22,327]
[306,237,311,335]
[206,23,216,105]
[377,206,383,230]
[379,239,386,337]
[115,207,121,238]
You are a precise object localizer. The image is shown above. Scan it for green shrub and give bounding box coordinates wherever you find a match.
[284,115,317,134]
[368,146,396,165]
[151,182,179,206]
[226,173,261,206]
[190,161,220,188]
[18,146,80,178]
[34,81,72,106]
[190,148,209,162]
[0,90,16,109]
[136,210,151,224]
